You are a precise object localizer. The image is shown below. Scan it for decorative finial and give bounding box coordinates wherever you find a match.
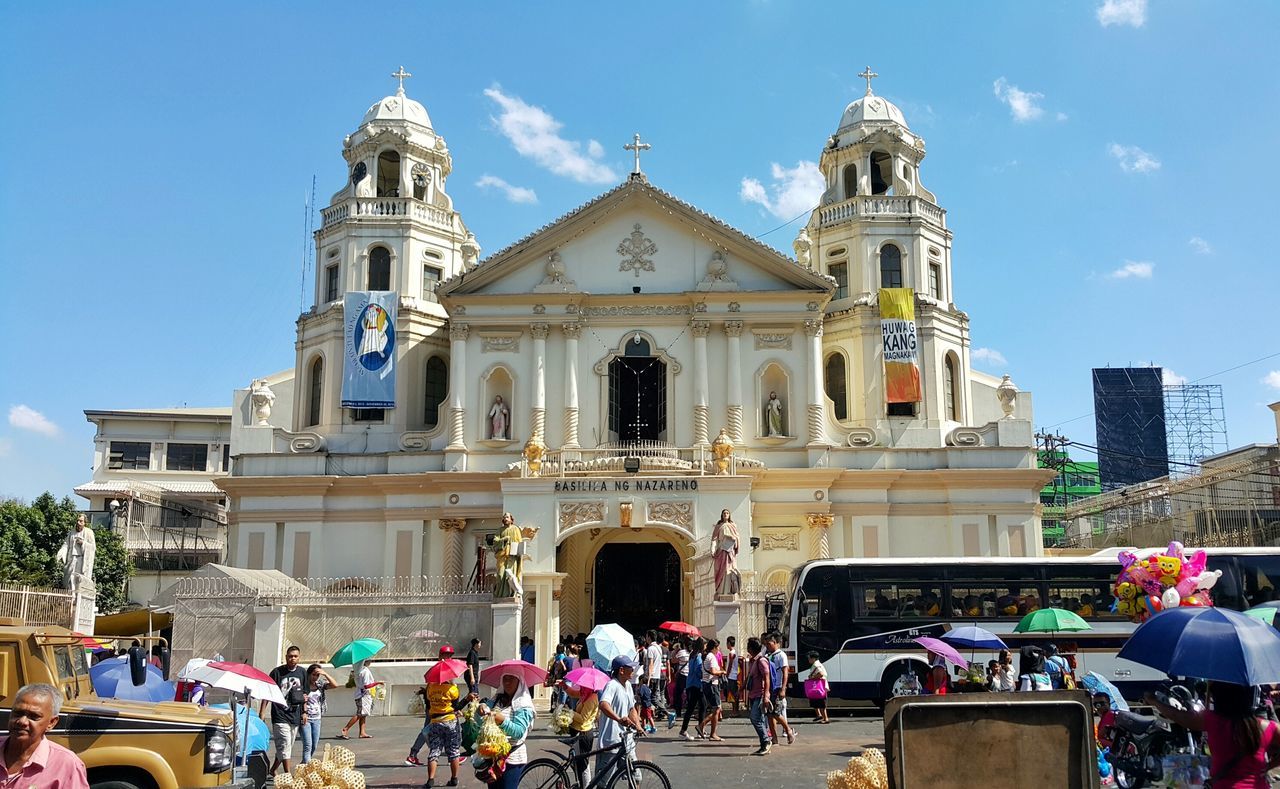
[623,132,651,178]
[391,65,412,96]
[858,65,879,96]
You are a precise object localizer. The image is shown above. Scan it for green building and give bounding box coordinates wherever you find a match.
[1037,453,1102,546]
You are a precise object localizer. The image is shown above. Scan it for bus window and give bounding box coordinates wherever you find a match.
[1237,554,1280,608]
[948,585,1000,618]
[1047,582,1116,619]
[799,566,850,635]
[983,585,1042,617]
[857,584,943,618]
[1207,556,1245,611]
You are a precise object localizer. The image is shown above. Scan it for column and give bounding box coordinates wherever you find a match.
[561,322,581,448]
[724,321,744,443]
[530,323,549,439]
[804,319,827,445]
[692,320,711,445]
[439,518,467,590]
[806,513,833,560]
[446,323,469,449]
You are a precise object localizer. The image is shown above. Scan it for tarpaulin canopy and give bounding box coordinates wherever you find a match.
[94,608,172,637]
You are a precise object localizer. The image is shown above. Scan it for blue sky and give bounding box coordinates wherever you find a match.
[2,0,1278,501]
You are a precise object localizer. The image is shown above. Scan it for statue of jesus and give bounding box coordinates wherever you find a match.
[766,391,785,437]
[489,395,510,440]
[57,514,97,595]
[712,509,741,598]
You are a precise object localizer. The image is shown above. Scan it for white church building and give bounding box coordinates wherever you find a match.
[194,70,1053,661]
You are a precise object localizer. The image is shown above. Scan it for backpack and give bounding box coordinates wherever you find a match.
[765,651,784,691]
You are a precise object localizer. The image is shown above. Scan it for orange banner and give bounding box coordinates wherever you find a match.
[880,288,921,403]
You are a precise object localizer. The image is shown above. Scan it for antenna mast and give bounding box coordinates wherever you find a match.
[299,175,317,313]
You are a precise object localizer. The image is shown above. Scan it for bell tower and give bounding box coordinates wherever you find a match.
[808,69,973,442]
[293,68,478,447]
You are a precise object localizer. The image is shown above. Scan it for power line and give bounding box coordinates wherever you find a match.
[753,204,818,240]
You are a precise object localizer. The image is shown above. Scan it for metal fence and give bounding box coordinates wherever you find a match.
[0,583,74,628]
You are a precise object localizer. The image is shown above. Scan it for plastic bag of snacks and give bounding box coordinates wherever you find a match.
[460,698,482,755]
[550,705,573,734]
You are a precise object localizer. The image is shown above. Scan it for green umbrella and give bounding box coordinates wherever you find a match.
[1013,607,1092,633]
[1243,606,1278,625]
[330,638,386,667]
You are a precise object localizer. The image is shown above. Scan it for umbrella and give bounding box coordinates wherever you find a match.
[563,666,610,692]
[330,638,386,667]
[1081,671,1130,711]
[210,702,270,757]
[182,661,287,706]
[1243,607,1277,625]
[586,623,635,665]
[658,621,700,637]
[480,659,547,689]
[178,658,212,680]
[913,637,968,669]
[425,658,468,683]
[1117,606,1280,686]
[89,656,176,702]
[1014,608,1092,633]
[941,626,1007,651]
[76,634,113,652]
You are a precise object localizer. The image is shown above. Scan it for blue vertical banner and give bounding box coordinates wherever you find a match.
[341,291,397,408]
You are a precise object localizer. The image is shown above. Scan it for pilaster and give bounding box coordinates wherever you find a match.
[725,321,744,444]
[531,323,549,439]
[562,322,581,449]
[692,320,711,446]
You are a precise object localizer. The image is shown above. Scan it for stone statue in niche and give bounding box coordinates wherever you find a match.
[765,391,785,437]
[488,395,510,440]
[250,379,275,426]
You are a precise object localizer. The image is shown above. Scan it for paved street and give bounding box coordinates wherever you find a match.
[307,710,886,788]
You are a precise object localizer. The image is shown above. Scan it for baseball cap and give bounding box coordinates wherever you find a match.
[611,655,638,671]
[440,644,455,656]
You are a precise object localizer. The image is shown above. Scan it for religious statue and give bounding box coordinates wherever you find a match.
[765,391,785,437]
[56,514,96,595]
[250,379,275,426]
[492,513,525,598]
[712,509,741,598]
[793,226,813,269]
[996,375,1019,419]
[488,395,510,440]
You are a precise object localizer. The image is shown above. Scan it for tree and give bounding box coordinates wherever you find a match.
[0,494,134,614]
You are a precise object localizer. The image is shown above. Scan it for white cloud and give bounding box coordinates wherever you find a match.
[483,86,617,185]
[1108,143,1161,173]
[993,77,1045,122]
[971,347,1008,368]
[1097,0,1147,27]
[1107,260,1155,279]
[1162,368,1188,386]
[739,160,825,220]
[1189,236,1213,255]
[1056,112,1069,122]
[1263,371,1280,391]
[475,175,538,205]
[8,405,58,437]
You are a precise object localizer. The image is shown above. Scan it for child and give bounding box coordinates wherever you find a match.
[805,651,830,723]
[636,681,657,734]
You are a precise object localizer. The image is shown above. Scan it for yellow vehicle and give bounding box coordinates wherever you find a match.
[0,618,253,789]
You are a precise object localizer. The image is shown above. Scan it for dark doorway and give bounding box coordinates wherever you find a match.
[593,542,682,636]
[608,356,667,442]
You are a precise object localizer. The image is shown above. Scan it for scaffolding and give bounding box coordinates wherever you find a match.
[1056,444,1280,549]
[1093,368,1170,490]
[1163,383,1229,476]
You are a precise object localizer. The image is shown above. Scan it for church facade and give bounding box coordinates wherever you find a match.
[218,72,1051,653]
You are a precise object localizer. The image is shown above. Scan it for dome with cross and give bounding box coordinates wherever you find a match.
[835,66,909,134]
[361,66,433,130]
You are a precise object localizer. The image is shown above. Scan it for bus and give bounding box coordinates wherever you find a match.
[782,547,1280,705]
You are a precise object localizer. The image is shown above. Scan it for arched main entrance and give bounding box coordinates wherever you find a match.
[593,542,682,636]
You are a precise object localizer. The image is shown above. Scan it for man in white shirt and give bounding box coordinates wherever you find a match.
[643,631,667,717]
[597,655,644,784]
[724,635,741,716]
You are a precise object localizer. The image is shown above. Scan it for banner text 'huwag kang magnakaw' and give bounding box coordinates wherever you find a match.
[879,288,921,403]
[342,291,397,409]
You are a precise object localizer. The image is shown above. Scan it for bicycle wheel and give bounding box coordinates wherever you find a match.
[520,758,575,789]
[605,759,671,789]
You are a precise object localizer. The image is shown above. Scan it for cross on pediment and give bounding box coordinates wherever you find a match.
[624,132,651,176]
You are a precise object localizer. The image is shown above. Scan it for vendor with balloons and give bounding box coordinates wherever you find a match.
[1112,541,1222,622]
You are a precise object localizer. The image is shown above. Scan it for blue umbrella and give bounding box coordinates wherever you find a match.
[586,623,635,665]
[89,655,176,702]
[941,625,1008,651]
[1081,671,1130,711]
[1116,606,1280,686]
[210,702,269,760]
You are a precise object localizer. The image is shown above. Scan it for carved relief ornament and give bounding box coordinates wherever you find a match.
[752,328,793,351]
[559,501,606,533]
[646,501,694,532]
[760,528,800,551]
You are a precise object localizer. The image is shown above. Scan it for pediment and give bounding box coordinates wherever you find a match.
[438,177,833,299]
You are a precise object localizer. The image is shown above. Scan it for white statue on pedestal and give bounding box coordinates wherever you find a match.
[251,379,275,426]
[57,514,96,595]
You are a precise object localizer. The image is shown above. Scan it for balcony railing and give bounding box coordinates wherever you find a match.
[522,441,759,478]
[817,194,945,229]
[320,197,453,231]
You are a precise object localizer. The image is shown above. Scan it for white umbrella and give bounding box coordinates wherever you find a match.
[586,623,635,665]
[177,658,211,680]
[182,661,287,706]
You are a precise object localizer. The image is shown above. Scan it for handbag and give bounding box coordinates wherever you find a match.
[803,678,828,700]
[475,757,506,784]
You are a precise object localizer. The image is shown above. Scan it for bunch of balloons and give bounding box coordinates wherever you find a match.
[1113,541,1221,622]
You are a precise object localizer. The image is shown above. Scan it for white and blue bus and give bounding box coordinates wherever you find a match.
[782,548,1280,705]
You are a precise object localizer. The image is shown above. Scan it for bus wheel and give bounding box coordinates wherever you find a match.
[877,661,927,707]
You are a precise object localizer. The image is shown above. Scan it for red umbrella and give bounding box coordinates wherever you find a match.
[658,621,700,637]
[479,659,547,689]
[425,658,468,684]
[75,634,112,651]
[183,660,287,705]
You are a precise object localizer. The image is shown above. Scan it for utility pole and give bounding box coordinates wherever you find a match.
[1036,431,1072,545]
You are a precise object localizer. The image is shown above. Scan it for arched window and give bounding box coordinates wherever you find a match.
[424,355,448,428]
[879,244,903,289]
[368,247,391,291]
[376,150,401,197]
[944,354,959,421]
[870,151,893,195]
[307,358,323,427]
[824,354,848,421]
[842,164,858,199]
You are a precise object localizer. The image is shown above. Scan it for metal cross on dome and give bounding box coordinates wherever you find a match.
[858,66,879,96]
[624,133,652,176]
[391,66,413,94]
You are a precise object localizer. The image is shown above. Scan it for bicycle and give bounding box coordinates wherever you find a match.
[520,729,670,789]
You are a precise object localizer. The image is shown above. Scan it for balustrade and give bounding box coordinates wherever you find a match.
[817,194,946,229]
[320,197,452,230]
